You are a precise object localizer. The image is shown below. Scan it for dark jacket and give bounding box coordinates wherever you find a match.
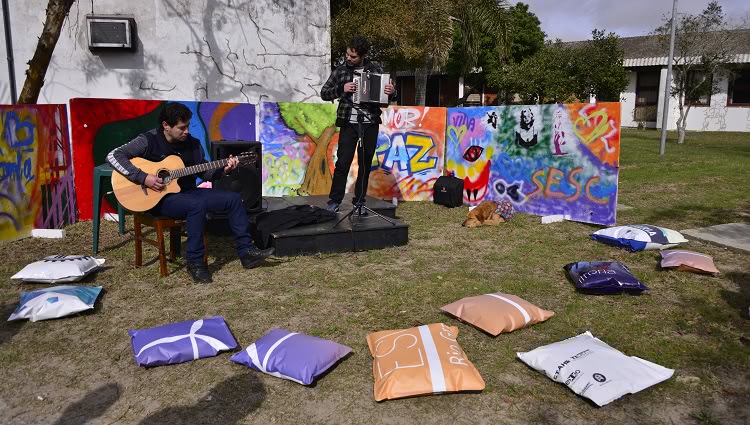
[106,128,222,192]
[320,58,398,127]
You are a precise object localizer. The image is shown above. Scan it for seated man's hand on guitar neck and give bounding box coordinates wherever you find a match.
[224,155,239,174]
[144,174,165,191]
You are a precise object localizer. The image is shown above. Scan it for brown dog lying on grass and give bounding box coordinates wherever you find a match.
[462,200,504,227]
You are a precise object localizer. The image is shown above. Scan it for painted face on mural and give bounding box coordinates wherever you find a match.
[519,108,534,131]
[345,48,364,67]
[163,119,190,143]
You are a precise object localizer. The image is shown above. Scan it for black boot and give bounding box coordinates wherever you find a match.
[240,247,275,269]
[187,262,212,283]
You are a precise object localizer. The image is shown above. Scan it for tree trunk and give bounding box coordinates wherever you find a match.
[17,0,76,104]
[297,125,337,196]
[414,67,429,106]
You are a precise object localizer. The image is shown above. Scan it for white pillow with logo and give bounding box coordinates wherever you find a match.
[592,224,688,251]
[517,331,674,406]
[11,255,105,283]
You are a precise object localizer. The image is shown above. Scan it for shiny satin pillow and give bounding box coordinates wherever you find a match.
[660,250,720,274]
[441,292,554,336]
[366,323,485,401]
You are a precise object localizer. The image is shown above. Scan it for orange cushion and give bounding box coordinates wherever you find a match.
[366,323,485,401]
[441,292,554,336]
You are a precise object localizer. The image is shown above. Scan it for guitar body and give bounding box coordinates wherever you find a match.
[112,156,184,212]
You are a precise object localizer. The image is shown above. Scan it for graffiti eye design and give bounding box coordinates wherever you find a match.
[463,145,484,162]
[506,184,521,202]
[495,181,506,195]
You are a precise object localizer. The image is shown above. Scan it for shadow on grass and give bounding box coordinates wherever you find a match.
[643,204,750,229]
[0,303,24,346]
[52,383,121,425]
[721,271,750,320]
[138,373,265,425]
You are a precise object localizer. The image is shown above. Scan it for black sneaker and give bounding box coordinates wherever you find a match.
[187,262,212,283]
[325,201,340,213]
[240,247,275,269]
[353,205,369,216]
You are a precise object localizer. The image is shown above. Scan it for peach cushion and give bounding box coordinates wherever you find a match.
[366,323,485,401]
[441,292,554,336]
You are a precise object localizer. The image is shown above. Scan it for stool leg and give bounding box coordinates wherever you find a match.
[134,217,143,267]
[92,175,103,254]
[203,233,208,265]
[156,223,168,277]
[169,227,179,261]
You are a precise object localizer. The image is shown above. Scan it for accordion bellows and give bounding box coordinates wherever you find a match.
[441,292,554,336]
[366,323,484,401]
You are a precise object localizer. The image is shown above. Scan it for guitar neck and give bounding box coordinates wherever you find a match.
[170,158,231,179]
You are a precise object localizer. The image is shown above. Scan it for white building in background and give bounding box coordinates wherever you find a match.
[0,0,331,105]
[618,30,750,132]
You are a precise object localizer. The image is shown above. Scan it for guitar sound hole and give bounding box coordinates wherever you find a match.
[157,169,171,184]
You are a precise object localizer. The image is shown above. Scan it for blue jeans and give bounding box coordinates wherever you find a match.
[152,188,253,263]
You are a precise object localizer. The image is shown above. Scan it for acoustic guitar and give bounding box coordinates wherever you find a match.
[111,152,257,212]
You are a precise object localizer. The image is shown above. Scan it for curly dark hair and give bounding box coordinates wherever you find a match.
[348,35,370,57]
[158,102,193,127]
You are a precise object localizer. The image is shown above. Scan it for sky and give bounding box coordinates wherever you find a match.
[519,0,750,42]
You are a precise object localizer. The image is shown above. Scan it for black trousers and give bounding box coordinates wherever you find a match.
[328,122,379,205]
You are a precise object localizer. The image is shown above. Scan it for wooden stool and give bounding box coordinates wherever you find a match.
[134,213,207,277]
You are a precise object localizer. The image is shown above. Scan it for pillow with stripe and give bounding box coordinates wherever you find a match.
[441,292,554,336]
[366,323,485,401]
[230,328,352,385]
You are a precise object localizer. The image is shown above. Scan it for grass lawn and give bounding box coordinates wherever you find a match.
[0,128,748,424]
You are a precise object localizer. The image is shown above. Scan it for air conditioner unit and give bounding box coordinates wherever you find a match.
[86,15,136,50]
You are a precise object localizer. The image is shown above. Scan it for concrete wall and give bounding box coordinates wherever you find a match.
[0,0,330,105]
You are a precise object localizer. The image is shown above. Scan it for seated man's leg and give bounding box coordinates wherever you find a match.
[153,192,211,283]
[186,188,273,269]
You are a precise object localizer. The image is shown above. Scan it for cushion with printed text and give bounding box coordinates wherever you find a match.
[592,225,687,251]
[366,323,485,401]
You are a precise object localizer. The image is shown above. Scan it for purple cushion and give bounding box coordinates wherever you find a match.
[564,261,649,294]
[129,316,238,367]
[230,328,352,385]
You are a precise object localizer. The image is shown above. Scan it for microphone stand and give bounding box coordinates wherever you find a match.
[334,104,396,228]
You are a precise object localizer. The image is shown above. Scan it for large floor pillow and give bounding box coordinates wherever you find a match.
[660,250,720,274]
[441,292,554,335]
[591,225,688,251]
[230,328,352,385]
[11,255,105,283]
[366,323,485,401]
[8,285,103,322]
[129,316,238,367]
[517,331,674,406]
[564,261,649,294]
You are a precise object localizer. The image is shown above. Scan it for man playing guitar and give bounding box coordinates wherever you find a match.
[106,102,273,283]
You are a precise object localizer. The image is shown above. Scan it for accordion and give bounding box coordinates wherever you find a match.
[353,71,390,105]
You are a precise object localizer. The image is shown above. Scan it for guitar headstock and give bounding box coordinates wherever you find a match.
[236,151,258,166]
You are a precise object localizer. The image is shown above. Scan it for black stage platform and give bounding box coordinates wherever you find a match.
[245,194,409,256]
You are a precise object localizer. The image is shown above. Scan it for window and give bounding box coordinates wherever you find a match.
[728,69,750,106]
[685,71,712,107]
[635,70,660,106]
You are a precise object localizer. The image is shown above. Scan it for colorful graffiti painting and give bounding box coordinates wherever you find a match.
[361,106,445,201]
[259,102,338,197]
[446,103,620,225]
[260,103,445,201]
[70,98,256,220]
[0,104,76,241]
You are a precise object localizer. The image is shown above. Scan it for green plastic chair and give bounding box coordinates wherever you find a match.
[93,163,126,253]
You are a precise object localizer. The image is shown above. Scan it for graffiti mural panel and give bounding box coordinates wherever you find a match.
[260,103,446,201]
[446,103,620,225]
[0,104,76,241]
[70,98,256,220]
[357,106,446,201]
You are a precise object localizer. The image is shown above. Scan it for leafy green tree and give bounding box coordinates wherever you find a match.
[653,0,742,144]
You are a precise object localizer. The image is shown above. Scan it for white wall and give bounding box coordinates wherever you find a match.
[0,0,331,104]
[624,67,750,132]
[620,71,637,128]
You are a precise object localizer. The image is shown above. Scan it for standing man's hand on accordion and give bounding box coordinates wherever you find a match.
[344,82,357,93]
[384,79,395,96]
